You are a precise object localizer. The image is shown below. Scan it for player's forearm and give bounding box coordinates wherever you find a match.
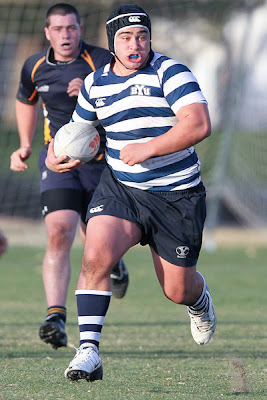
[120,103,211,166]
[148,103,211,157]
[15,100,38,148]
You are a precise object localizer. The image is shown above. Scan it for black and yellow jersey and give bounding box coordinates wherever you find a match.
[16,40,111,154]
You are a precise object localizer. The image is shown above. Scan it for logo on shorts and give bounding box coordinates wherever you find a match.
[89,205,104,213]
[176,246,190,258]
[42,170,47,180]
[42,205,48,216]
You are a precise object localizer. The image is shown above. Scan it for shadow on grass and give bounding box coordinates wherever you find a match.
[0,346,70,359]
[102,347,267,360]
[1,320,183,328]
[67,319,267,328]
[2,346,266,361]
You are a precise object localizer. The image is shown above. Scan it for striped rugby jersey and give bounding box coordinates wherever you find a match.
[72,52,207,191]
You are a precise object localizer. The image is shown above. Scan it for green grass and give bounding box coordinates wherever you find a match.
[0,245,266,399]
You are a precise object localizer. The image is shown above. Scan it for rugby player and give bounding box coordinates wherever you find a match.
[10,3,129,350]
[46,4,216,381]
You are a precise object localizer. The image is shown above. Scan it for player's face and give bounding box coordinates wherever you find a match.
[113,27,150,76]
[45,13,81,62]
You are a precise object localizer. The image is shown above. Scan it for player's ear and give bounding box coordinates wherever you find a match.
[44,27,50,41]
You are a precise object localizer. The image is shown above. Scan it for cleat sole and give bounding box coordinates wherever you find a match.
[39,320,67,349]
[66,365,103,382]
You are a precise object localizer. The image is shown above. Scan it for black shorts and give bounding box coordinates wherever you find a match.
[86,167,206,267]
[38,149,105,222]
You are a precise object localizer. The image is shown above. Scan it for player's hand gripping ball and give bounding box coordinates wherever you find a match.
[54,122,100,163]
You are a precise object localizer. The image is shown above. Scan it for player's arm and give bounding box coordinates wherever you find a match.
[67,78,84,97]
[0,229,8,257]
[120,102,211,166]
[10,100,38,171]
[45,139,83,173]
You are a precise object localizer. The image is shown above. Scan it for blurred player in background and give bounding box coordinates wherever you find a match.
[0,230,8,257]
[46,4,216,382]
[10,3,129,350]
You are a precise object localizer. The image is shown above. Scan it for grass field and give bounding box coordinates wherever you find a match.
[0,244,266,399]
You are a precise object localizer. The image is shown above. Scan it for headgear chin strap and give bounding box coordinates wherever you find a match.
[106,4,151,55]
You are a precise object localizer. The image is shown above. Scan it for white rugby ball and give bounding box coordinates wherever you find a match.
[54,122,100,163]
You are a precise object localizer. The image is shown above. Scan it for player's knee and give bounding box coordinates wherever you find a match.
[81,248,109,276]
[82,250,96,273]
[47,223,75,249]
[162,286,190,305]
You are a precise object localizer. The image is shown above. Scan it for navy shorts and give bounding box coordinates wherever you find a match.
[86,167,207,267]
[38,149,105,222]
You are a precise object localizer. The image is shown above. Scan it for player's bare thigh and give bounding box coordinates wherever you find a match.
[150,247,203,305]
[85,215,141,264]
[78,215,141,290]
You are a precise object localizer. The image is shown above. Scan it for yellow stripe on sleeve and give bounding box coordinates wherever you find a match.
[81,50,96,71]
[28,88,38,102]
[31,56,46,82]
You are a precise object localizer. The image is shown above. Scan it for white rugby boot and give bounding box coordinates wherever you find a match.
[187,290,216,345]
[65,343,103,381]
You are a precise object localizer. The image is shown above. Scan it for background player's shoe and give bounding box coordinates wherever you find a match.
[65,343,103,382]
[110,258,129,299]
[39,315,67,349]
[187,291,216,345]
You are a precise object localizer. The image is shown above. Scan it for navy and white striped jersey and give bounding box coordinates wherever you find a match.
[72,52,207,191]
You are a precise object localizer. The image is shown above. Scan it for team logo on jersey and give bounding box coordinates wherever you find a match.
[128,16,141,23]
[130,84,151,96]
[37,85,49,92]
[176,246,190,258]
[95,98,106,107]
[89,204,104,213]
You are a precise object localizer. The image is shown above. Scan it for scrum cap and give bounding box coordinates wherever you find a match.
[106,4,151,55]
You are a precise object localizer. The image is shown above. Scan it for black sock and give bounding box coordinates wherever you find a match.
[46,306,67,323]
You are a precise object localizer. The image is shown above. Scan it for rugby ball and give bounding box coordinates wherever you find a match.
[54,122,100,163]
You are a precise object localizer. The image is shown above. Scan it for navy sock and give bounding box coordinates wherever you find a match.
[189,272,208,313]
[76,290,112,348]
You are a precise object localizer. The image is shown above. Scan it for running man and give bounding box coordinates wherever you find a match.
[10,3,129,350]
[46,4,216,381]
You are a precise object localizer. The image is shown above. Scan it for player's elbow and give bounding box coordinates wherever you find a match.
[197,103,212,140]
[202,119,211,139]
[197,114,211,142]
